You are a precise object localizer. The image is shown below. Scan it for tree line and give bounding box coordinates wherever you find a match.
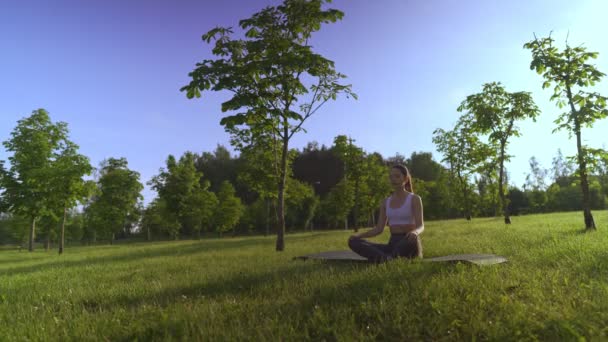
[0,109,606,251]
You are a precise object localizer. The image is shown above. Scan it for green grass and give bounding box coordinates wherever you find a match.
[1,211,608,341]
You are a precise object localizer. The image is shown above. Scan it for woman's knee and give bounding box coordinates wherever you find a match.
[348,237,359,250]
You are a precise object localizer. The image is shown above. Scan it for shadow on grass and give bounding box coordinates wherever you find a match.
[103,259,445,341]
[84,260,371,312]
[93,257,443,312]
[0,233,328,276]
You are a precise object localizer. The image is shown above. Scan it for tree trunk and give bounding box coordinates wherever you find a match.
[576,128,596,229]
[353,176,360,232]
[459,173,472,220]
[147,226,151,241]
[265,198,270,236]
[45,234,50,251]
[110,233,114,245]
[59,206,67,255]
[275,127,289,252]
[566,85,596,230]
[499,143,511,224]
[29,217,36,252]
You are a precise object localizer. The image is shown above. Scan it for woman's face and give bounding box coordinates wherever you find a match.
[389,168,406,188]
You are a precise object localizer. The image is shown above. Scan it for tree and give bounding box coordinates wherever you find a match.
[195,145,238,194]
[141,198,179,240]
[551,148,576,183]
[150,152,216,239]
[332,135,366,231]
[321,177,355,229]
[50,141,93,254]
[86,158,143,243]
[0,109,69,251]
[182,0,356,251]
[236,135,294,235]
[214,181,244,237]
[284,177,317,231]
[458,82,540,224]
[361,153,391,226]
[525,34,608,230]
[407,152,444,182]
[525,156,548,191]
[433,117,493,220]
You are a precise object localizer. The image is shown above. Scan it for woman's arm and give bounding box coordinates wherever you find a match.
[411,195,424,235]
[350,198,387,239]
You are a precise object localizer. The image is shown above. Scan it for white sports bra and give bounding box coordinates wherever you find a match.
[385,194,414,225]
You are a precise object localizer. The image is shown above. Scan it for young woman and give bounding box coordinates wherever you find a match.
[348,165,424,262]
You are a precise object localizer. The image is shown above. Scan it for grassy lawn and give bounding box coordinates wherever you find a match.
[1,210,608,341]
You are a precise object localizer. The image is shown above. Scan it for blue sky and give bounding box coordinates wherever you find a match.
[1,0,607,204]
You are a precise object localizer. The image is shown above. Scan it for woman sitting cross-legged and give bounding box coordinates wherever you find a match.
[348,164,423,262]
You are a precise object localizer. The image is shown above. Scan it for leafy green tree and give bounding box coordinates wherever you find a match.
[86,158,143,244]
[284,177,317,231]
[523,156,549,214]
[38,213,59,250]
[525,156,548,191]
[183,188,218,239]
[50,141,94,254]
[362,154,391,226]
[65,209,86,244]
[141,198,179,240]
[195,145,238,194]
[150,152,216,239]
[458,82,540,224]
[551,148,576,183]
[0,214,29,246]
[507,187,529,216]
[332,135,366,231]
[0,109,69,251]
[525,34,608,229]
[322,177,355,229]
[433,117,493,220]
[214,181,244,237]
[407,152,444,182]
[182,0,356,251]
[236,135,297,235]
[475,163,500,216]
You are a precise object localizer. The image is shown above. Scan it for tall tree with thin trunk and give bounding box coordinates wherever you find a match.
[0,109,68,251]
[51,141,93,254]
[525,34,608,230]
[181,0,356,251]
[458,82,540,224]
[433,116,494,220]
[332,135,365,231]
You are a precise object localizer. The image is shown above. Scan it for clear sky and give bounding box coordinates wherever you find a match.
[1,0,607,205]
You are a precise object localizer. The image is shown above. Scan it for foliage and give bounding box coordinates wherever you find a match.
[0,109,78,251]
[525,33,608,229]
[85,158,143,242]
[182,0,356,250]
[214,181,244,236]
[150,152,216,238]
[458,82,540,223]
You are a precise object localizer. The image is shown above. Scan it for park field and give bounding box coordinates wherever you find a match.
[1,211,608,341]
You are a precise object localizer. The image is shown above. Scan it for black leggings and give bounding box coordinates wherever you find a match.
[348,233,422,262]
